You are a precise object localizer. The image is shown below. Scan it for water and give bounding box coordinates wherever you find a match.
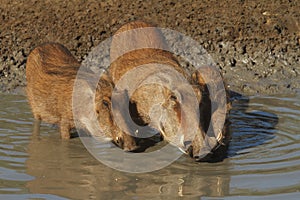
[0,93,299,199]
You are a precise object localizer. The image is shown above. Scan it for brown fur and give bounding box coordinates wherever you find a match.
[110,21,188,83]
[26,43,80,139]
[26,42,137,151]
[109,21,212,156]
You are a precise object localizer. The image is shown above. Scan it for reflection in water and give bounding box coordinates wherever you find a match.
[26,122,231,199]
[1,94,300,199]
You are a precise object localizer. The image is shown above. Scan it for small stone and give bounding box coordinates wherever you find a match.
[229,58,237,67]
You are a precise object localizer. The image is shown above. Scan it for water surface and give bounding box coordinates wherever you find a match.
[0,93,299,199]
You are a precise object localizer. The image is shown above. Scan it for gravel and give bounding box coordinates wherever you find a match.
[0,0,299,95]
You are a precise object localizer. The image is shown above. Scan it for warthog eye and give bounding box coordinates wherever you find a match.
[102,100,110,107]
[170,95,177,101]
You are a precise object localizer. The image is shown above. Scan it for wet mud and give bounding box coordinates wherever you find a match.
[0,0,299,95]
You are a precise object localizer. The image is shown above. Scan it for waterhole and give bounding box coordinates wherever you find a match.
[0,93,299,199]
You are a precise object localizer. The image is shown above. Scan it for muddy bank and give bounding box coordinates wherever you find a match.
[0,0,299,95]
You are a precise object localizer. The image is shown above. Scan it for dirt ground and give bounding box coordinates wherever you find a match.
[0,0,299,95]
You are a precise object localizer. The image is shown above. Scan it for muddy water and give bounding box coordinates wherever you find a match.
[0,93,299,199]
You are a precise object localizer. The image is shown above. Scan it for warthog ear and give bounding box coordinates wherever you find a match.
[100,71,114,87]
[191,71,207,91]
[94,71,114,98]
[191,85,202,102]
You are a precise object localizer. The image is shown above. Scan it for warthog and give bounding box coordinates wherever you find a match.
[26,42,138,151]
[108,21,231,159]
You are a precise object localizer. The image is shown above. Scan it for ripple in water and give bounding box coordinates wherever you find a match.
[0,95,34,195]
[227,95,300,196]
[0,93,299,199]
